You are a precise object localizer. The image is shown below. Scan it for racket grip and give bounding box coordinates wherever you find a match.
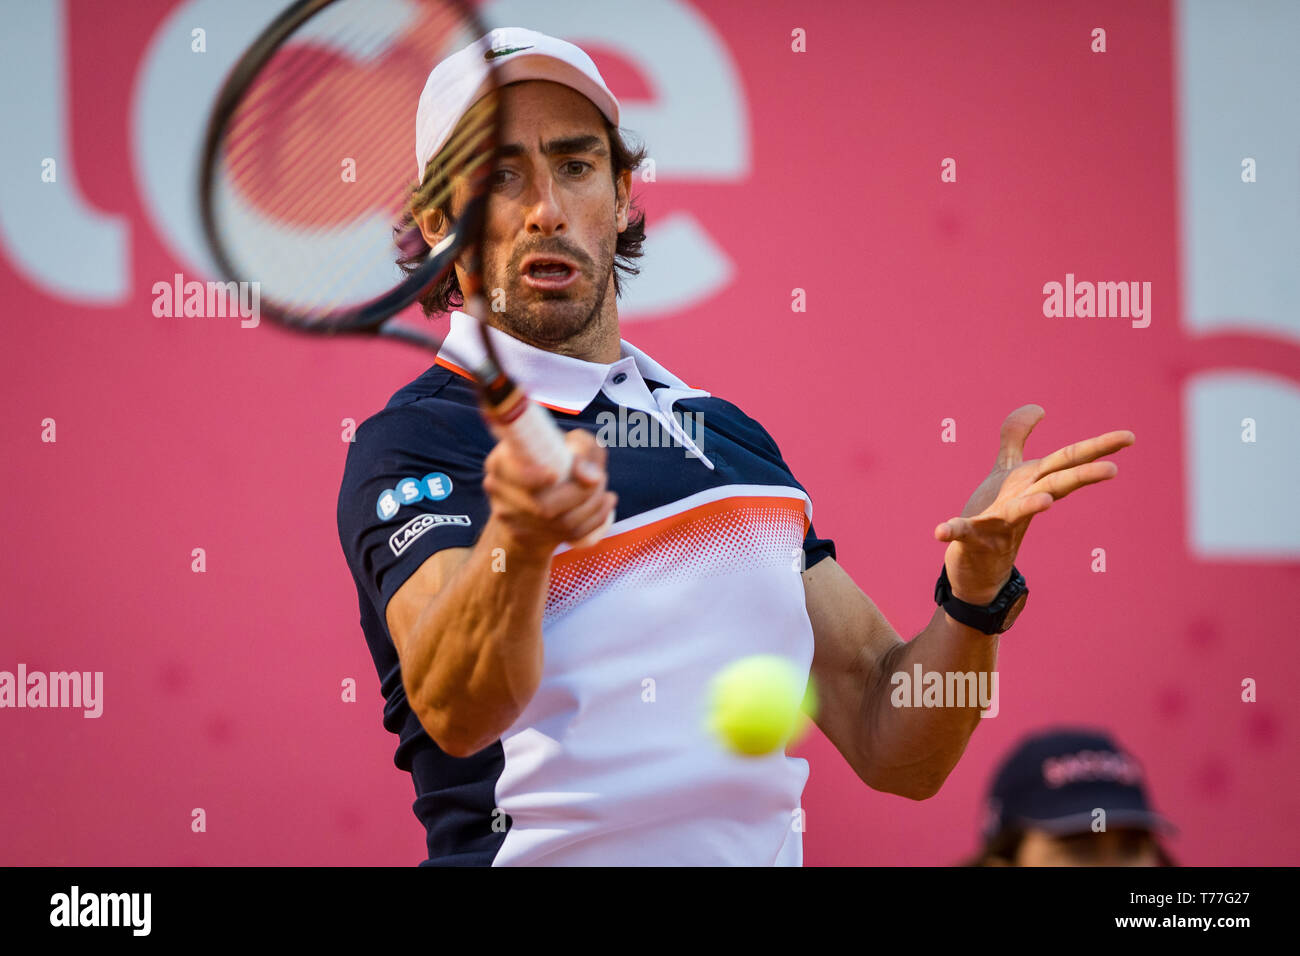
[503,398,573,479]
[501,400,614,551]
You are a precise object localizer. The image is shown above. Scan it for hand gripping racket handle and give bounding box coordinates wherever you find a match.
[490,395,613,551]
[465,292,612,551]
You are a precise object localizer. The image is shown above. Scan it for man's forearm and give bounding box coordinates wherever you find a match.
[403,518,552,757]
[860,604,1000,799]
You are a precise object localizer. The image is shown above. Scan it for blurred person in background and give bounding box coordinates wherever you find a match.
[963,727,1178,866]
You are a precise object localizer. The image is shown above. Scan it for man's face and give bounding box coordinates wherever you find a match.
[1015,826,1163,866]
[423,80,631,349]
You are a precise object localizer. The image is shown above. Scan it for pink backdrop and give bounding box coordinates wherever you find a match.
[2,0,1297,865]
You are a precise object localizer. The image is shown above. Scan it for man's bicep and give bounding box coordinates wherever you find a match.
[802,557,904,768]
[385,545,473,657]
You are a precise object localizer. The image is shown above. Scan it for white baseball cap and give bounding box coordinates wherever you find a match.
[415,26,621,181]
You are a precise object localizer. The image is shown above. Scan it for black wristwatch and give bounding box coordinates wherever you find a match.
[934,564,1028,634]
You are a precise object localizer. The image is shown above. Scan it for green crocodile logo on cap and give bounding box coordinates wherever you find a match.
[485,45,533,61]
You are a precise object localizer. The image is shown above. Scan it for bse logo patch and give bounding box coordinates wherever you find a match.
[376,472,453,520]
[389,512,472,556]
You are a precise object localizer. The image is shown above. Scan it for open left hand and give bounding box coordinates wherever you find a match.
[934,404,1135,605]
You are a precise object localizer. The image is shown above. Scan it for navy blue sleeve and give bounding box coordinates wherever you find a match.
[724,404,837,570]
[800,520,837,571]
[337,401,493,622]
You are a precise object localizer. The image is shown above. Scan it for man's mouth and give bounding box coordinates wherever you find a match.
[520,256,581,291]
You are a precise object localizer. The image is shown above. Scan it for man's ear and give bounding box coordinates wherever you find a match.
[416,207,447,248]
[615,169,632,233]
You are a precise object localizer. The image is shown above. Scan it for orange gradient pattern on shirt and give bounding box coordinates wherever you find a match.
[545,495,810,622]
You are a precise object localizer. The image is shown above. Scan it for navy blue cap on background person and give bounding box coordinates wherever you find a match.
[963,727,1178,866]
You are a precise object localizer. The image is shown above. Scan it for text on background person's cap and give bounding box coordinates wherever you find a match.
[415,26,620,180]
[982,727,1177,840]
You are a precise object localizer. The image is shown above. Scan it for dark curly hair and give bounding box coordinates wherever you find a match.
[394,111,648,317]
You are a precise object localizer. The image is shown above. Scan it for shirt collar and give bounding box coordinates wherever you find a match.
[435,310,710,414]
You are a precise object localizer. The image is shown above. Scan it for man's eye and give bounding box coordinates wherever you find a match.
[562,160,592,176]
[489,168,515,187]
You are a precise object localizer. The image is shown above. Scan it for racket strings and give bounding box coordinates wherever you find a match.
[222,117,489,318]
[410,95,499,214]
[291,103,496,317]
[225,33,415,217]
[219,41,409,309]
[291,96,497,317]
[210,0,489,322]
[243,74,401,233]
[222,28,375,199]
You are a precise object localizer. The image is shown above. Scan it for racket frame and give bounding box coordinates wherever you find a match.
[198,0,609,543]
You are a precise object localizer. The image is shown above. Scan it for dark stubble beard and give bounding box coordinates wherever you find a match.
[486,232,615,350]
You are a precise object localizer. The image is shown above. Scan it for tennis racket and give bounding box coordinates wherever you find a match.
[199,0,609,546]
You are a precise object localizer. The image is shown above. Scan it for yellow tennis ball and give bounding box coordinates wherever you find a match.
[708,655,816,756]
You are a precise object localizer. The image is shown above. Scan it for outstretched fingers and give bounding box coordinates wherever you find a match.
[1032,429,1134,481]
[1025,459,1119,502]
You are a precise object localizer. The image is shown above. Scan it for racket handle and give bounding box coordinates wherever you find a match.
[469,290,612,550]
[497,398,614,551]
[505,397,573,479]
[466,293,571,477]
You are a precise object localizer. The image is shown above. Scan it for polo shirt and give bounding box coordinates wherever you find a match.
[336,311,836,866]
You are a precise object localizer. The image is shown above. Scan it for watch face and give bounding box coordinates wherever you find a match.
[1000,592,1028,632]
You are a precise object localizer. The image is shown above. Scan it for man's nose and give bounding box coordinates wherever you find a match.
[525,173,566,235]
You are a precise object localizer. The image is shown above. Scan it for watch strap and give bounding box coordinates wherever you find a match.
[935,563,1027,635]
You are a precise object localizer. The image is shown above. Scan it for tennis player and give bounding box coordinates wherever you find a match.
[336,27,1136,866]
